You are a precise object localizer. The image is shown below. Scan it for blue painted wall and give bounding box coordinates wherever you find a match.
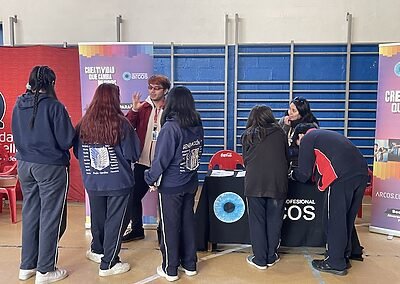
[154,44,379,181]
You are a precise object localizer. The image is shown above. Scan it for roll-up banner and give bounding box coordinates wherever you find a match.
[370,43,400,237]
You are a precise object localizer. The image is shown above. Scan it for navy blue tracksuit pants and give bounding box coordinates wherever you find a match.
[324,175,368,270]
[124,164,149,234]
[87,192,130,270]
[158,191,197,276]
[18,161,69,274]
[247,197,285,266]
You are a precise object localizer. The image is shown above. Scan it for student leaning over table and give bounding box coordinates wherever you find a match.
[290,123,369,276]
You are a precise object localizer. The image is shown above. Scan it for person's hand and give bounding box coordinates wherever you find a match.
[288,169,296,181]
[149,185,158,192]
[288,163,296,181]
[132,92,145,111]
[283,116,291,126]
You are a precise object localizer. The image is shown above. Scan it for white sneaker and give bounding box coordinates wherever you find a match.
[35,268,68,284]
[19,268,36,280]
[86,250,103,264]
[267,254,280,267]
[246,255,267,270]
[157,265,179,282]
[99,262,130,277]
[178,265,197,276]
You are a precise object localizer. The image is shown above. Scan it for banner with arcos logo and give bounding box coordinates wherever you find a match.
[78,42,153,111]
[78,42,157,227]
[370,43,400,237]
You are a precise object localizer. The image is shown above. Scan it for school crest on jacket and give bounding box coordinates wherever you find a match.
[182,139,202,171]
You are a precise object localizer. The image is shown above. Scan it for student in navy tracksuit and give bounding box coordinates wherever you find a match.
[12,66,75,283]
[144,86,204,282]
[290,123,368,276]
[74,83,140,277]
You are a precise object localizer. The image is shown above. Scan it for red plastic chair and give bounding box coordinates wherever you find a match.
[0,161,17,176]
[0,178,20,223]
[208,150,244,170]
[357,168,373,218]
[0,145,17,173]
[0,145,11,170]
[0,146,19,223]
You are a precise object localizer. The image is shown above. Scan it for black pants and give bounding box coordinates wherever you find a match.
[247,197,285,266]
[124,164,149,234]
[324,175,368,270]
[350,227,363,256]
[88,193,130,270]
[18,161,69,273]
[159,191,197,276]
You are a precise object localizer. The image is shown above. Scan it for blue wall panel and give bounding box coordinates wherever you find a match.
[153,43,379,177]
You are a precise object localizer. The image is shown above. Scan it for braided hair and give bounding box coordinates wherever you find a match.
[27,66,57,128]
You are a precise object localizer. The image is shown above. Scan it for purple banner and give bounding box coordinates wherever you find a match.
[370,43,400,236]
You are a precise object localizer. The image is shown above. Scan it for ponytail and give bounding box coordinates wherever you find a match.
[29,66,43,128]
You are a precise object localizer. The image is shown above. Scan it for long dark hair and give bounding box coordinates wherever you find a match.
[242,105,279,145]
[76,83,128,145]
[291,96,319,126]
[161,86,202,128]
[27,66,57,128]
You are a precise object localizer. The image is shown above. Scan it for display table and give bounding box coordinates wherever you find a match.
[195,171,326,250]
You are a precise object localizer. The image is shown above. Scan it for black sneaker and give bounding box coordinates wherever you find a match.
[311,259,348,276]
[345,258,352,269]
[121,231,145,243]
[349,253,363,261]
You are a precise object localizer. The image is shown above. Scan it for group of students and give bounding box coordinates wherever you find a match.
[11,66,204,283]
[242,98,368,276]
[11,65,368,283]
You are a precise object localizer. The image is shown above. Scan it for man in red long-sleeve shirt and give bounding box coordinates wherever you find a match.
[122,75,171,242]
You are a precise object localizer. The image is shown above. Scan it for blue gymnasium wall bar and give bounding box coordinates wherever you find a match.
[0,22,3,45]
[154,41,378,183]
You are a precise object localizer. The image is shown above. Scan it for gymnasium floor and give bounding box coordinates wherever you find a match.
[1,196,399,284]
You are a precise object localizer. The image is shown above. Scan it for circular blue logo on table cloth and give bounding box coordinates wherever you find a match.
[213,192,245,223]
[394,62,400,77]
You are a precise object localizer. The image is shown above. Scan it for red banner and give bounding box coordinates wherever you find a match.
[0,46,84,201]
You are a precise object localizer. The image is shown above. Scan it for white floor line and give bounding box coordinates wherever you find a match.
[303,253,326,284]
[133,244,251,284]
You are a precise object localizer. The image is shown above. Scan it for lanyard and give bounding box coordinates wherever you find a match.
[154,108,159,125]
